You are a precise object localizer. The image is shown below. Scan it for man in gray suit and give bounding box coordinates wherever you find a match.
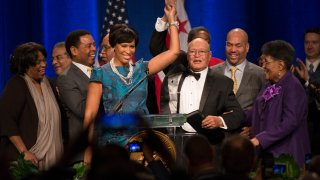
[57,30,96,148]
[211,28,265,111]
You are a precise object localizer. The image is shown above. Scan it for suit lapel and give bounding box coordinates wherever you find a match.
[71,63,90,81]
[217,62,227,74]
[199,69,215,112]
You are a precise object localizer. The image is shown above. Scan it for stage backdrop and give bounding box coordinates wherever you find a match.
[1,0,320,92]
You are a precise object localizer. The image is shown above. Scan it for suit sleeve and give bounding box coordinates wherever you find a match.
[220,78,246,130]
[149,29,169,57]
[256,84,308,149]
[57,74,86,120]
[0,77,26,136]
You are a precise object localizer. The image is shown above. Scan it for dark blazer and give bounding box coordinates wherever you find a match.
[0,75,59,162]
[307,64,320,154]
[56,63,89,143]
[161,67,245,144]
[211,61,265,110]
[48,77,69,145]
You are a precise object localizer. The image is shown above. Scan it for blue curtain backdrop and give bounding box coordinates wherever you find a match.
[1,0,320,92]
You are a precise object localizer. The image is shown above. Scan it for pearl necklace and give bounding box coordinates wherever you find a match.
[110,58,133,85]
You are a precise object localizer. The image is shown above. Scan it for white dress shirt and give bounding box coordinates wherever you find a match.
[306,58,320,73]
[306,58,320,110]
[179,68,227,132]
[155,17,168,32]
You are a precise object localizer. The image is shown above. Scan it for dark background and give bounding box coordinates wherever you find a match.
[1,0,320,92]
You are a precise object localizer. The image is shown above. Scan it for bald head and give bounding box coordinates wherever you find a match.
[225,28,250,66]
[227,28,248,43]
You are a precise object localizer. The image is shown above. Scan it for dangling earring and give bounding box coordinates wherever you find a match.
[278,71,281,78]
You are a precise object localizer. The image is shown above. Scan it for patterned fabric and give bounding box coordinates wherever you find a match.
[230,66,238,94]
[90,59,149,146]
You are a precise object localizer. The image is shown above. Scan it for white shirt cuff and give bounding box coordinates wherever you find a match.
[155,17,168,32]
[181,122,197,132]
[219,116,228,129]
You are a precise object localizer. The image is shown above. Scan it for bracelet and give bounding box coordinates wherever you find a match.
[167,21,179,28]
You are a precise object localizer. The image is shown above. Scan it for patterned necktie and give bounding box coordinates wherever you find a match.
[309,64,314,75]
[87,67,93,73]
[230,66,238,94]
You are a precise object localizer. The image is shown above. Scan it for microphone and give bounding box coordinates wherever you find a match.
[110,70,149,114]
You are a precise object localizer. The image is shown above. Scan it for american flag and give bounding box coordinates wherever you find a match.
[101,0,129,38]
[94,0,130,67]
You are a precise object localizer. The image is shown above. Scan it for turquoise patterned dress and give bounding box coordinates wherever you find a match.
[90,60,149,146]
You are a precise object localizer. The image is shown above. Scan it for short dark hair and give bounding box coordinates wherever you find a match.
[109,24,139,47]
[304,27,320,38]
[187,26,211,44]
[65,29,91,58]
[261,40,295,70]
[221,135,255,174]
[10,42,47,75]
[184,134,214,166]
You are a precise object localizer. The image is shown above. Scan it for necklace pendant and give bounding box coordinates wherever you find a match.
[125,78,132,85]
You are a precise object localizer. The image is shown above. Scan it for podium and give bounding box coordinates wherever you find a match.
[142,114,196,167]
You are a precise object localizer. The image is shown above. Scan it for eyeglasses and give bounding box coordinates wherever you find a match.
[188,49,210,56]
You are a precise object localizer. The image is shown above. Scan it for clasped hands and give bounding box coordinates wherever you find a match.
[23,150,39,167]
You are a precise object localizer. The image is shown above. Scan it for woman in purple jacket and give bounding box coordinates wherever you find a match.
[247,40,310,167]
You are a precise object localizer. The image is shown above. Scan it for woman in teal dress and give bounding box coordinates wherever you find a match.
[83,4,179,164]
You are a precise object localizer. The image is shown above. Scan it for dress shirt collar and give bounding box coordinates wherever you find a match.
[72,61,92,78]
[189,67,208,81]
[306,57,320,71]
[226,59,247,72]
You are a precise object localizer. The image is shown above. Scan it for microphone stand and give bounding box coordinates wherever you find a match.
[109,75,149,114]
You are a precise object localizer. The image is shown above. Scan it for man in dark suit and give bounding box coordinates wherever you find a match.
[211,28,265,111]
[148,6,224,114]
[161,37,245,145]
[294,27,320,155]
[50,42,72,147]
[56,30,96,151]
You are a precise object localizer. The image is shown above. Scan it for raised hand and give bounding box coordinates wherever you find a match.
[294,58,309,82]
[164,2,177,23]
